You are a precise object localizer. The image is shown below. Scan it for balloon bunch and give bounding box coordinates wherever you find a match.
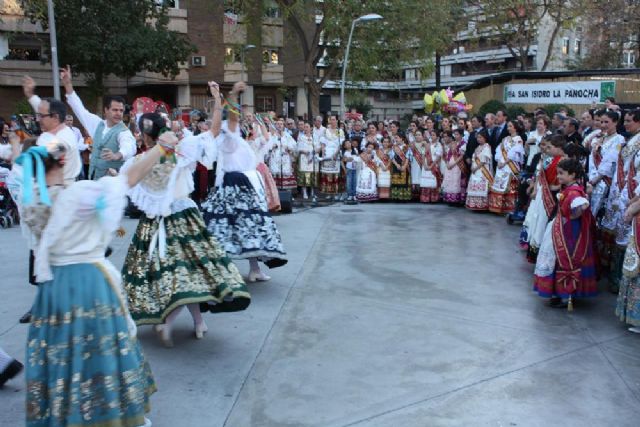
[424,88,473,115]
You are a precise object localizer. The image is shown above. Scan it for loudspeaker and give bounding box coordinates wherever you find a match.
[319,95,332,113]
[278,190,293,214]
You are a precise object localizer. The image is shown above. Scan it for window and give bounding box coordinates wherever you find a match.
[562,38,570,55]
[623,50,637,67]
[263,48,279,64]
[404,68,418,81]
[256,95,275,113]
[263,1,281,18]
[224,0,244,14]
[574,39,581,55]
[225,46,242,63]
[6,36,42,61]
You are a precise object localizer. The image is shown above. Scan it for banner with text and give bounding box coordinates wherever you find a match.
[503,81,616,105]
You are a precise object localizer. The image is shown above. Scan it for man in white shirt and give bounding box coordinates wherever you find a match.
[65,115,88,179]
[60,65,136,179]
[312,115,326,143]
[23,76,81,186]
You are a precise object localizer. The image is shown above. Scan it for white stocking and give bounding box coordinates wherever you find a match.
[249,257,260,274]
[187,303,203,326]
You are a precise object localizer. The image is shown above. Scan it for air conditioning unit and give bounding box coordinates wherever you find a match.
[191,56,206,67]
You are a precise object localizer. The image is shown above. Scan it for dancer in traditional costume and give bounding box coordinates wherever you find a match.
[600,111,640,293]
[534,159,597,310]
[589,111,625,276]
[419,132,443,203]
[409,132,426,200]
[297,122,319,199]
[390,135,412,201]
[6,128,160,427]
[521,136,563,262]
[465,130,493,211]
[442,128,468,204]
[376,137,393,200]
[268,118,297,190]
[356,140,379,202]
[488,121,525,214]
[319,115,343,197]
[201,82,287,282]
[247,115,281,211]
[121,86,249,347]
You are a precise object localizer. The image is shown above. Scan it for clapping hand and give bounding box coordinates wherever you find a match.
[208,81,220,99]
[158,131,179,149]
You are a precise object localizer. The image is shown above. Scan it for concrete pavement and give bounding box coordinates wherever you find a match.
[1,203,639,426]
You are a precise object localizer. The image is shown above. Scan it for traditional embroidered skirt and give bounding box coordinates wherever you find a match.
[256,162,281,212]
[122,207,250,324]
[420,188,440,203]
[202,171,287,268]
[391,168,412,201]
[356,168,378,202]
[488,177,519,214]
[320,172,339,194]
[465,172,489,211]
[616,275,640,327]
[533,219,598,298]
[297,170,318,187]
[27,263,156,427]
[377,170,391,199]
[273,173,297,190]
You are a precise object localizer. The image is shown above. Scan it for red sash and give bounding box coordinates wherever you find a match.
[616,150,626,192]
[377,150,391,169]
[552,186,592,295]
[628,159,637,198]
[634,215,640,259]
[474,147,493,184]
[425,144,442,182]
[411,146,424,168]
[501,141,520,175]
[393,146,407,163]
[361,153,377,172]
[540,156,561,218]
[593,147,613,187]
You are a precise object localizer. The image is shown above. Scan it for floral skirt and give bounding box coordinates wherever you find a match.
[297,171,318,187]
[488,178,519,214]
[27,263,156,427]
[202,172,287,268]
[256,162,281,212]
[391,169,412,201]
[273,173,297,190]
[616,274,640,327]
[122,208,250,324]
[320,172,339,194]
[420,188,440,203]
[466,195,488,211]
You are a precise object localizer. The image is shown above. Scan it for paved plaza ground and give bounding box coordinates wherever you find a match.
[1,203,639,426]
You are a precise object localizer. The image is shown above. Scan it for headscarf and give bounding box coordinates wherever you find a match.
[14,141,66,206]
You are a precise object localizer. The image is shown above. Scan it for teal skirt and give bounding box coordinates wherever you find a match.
[26,263,156,427]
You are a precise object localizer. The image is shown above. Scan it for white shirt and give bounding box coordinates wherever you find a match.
[28,96,81,185]
[313,125,326,143]
[64,91,137,161]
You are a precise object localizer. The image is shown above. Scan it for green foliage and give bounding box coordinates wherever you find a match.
[346,91,372,120]
[506,105,526,120]
[542,104,575,117]
[19,0,195,93]
[13,99,33,115]
[478,100,507,116]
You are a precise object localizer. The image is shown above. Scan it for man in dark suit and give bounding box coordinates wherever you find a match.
[493,110,510,146]
[564,118,583,145]
[580,110,595,138]
[464,114,485,166]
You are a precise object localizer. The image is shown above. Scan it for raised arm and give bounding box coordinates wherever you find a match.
[60,65,102,136]
[125,132,179,188]
[225,81,246,134]
[22,76,42,112]
[208,81,223,138]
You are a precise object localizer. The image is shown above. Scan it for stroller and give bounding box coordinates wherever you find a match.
[0,167,19,228]
[506,169,532,225]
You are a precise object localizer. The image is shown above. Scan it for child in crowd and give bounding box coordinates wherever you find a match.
[356,141,380,202]
[342,139,359,202]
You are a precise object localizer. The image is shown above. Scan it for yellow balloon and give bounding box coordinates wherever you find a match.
[453,92,466,104]
[439,89,449,105]
[424,94,434,113]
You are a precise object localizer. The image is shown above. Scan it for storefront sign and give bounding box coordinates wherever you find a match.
[504,81,616,104]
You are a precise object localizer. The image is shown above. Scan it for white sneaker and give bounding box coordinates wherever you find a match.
[628,326,640,334]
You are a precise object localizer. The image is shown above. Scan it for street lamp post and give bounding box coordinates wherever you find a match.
[339,13,383,120]
[47,0,61,100]
[240,44,256,107]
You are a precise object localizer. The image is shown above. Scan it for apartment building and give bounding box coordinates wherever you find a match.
[0,0,309,119]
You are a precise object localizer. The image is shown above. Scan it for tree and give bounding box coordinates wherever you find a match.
[19,0,195,105]
[467,0,583,71]
[275,0,464,118]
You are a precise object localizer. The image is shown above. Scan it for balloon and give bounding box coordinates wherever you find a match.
[439,89,449,105]
[132,97,156,115]
[424,94,434,113]
[453,92,467,104]
[445,87,454,101]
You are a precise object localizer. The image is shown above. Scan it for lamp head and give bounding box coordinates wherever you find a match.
[356,13,383,23]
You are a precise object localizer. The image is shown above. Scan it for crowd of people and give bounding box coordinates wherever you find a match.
[0,66,639,426]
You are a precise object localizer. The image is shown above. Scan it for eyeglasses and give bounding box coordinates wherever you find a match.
[36,113,54,118]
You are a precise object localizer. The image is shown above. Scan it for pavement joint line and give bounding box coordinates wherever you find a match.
[593,340,640,404]
[0,321,19,338]
[339,341,608,427]
[222,210,334,427]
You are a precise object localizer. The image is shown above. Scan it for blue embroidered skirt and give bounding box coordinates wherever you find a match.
[26,263,156,427]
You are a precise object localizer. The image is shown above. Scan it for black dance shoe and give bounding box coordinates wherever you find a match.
[0,359,23,387]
